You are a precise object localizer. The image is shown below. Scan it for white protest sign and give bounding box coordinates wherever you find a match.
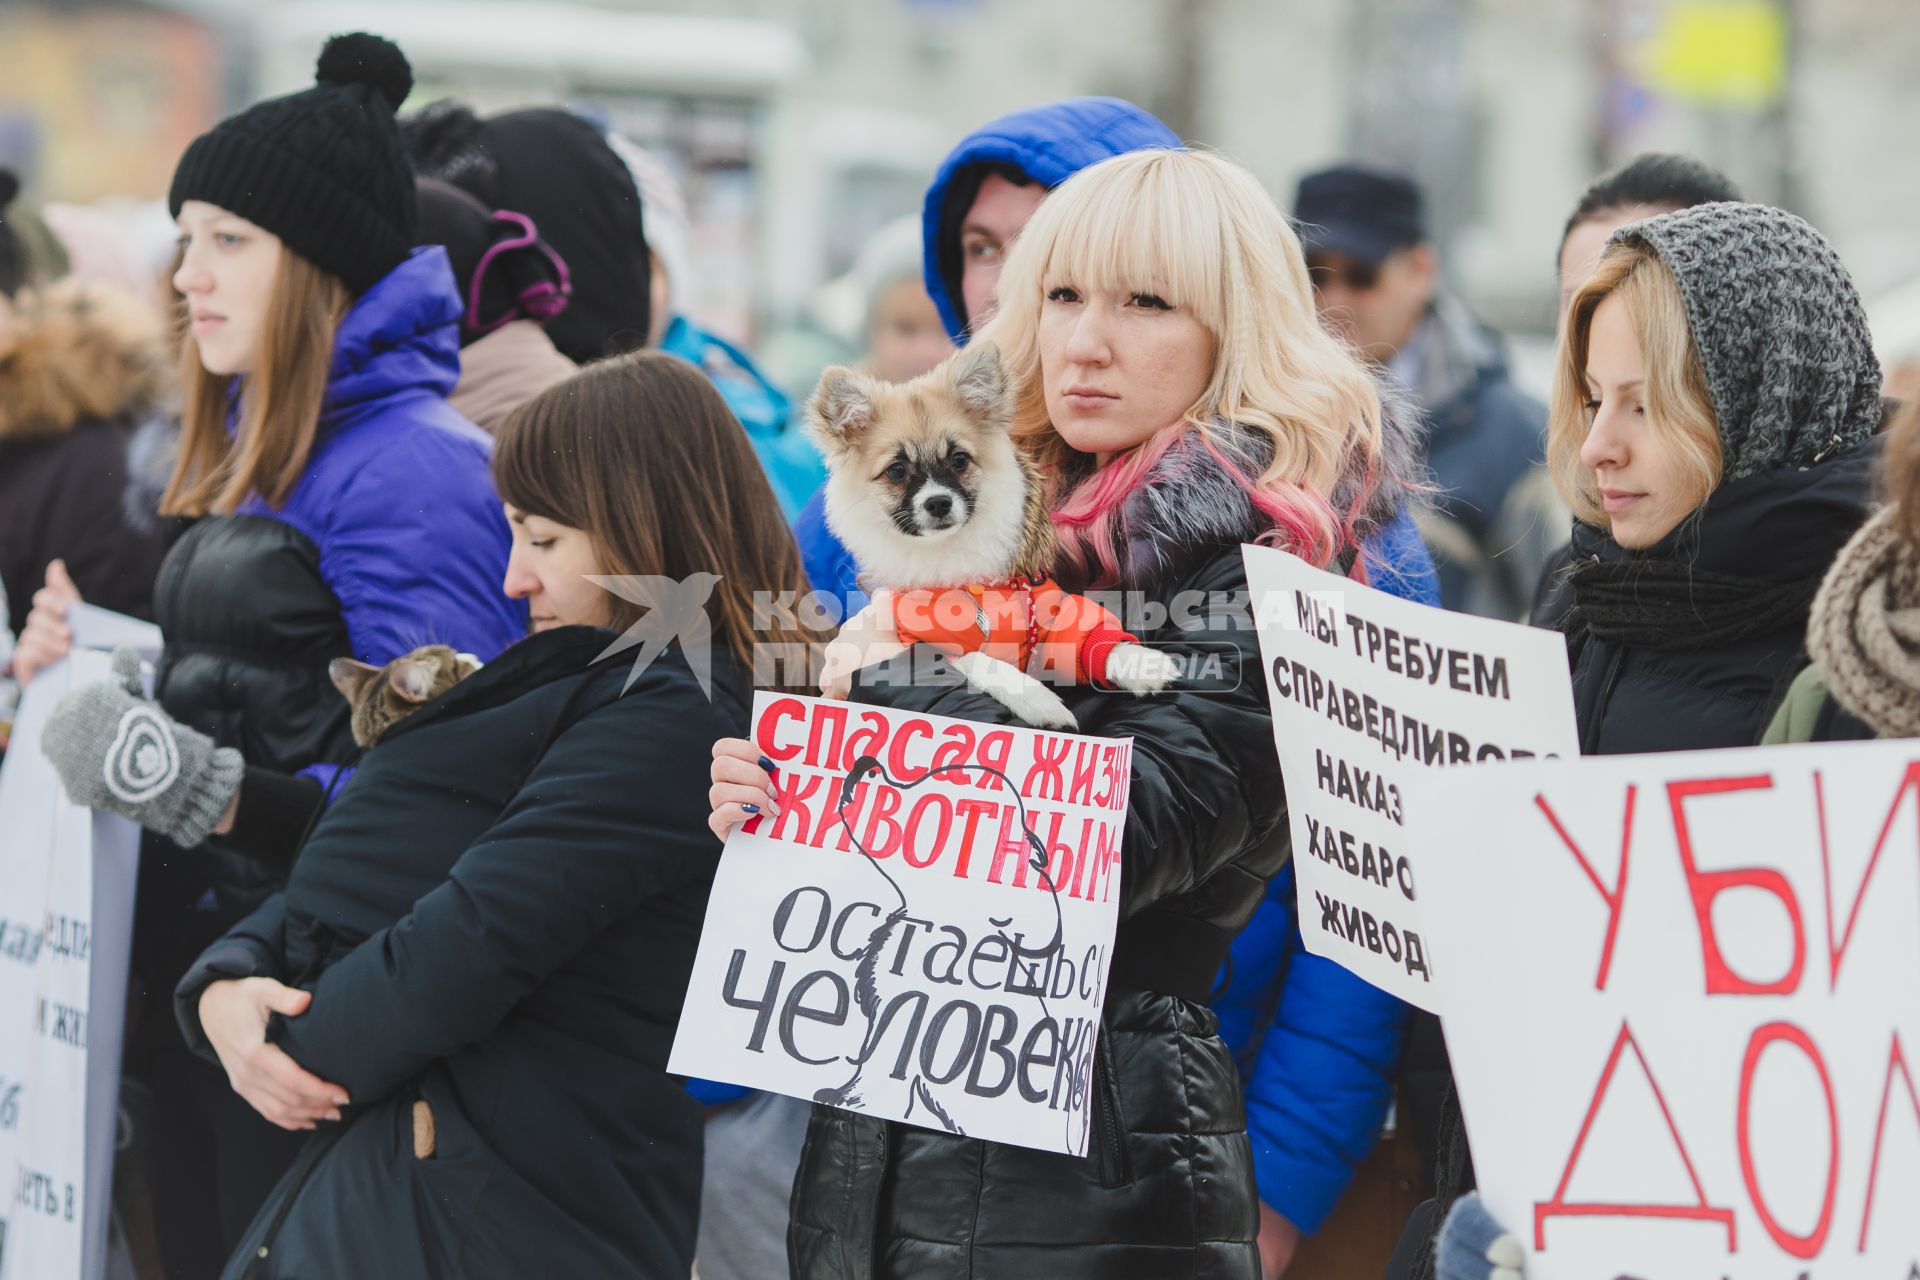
[65,605,162,665]
[1412,741,1920,1278]
[0,649,140,1280]
[670,693,1131,1156]
[1241,545,1578,1009]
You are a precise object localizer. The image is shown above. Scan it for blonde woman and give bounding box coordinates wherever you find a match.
[1540,202,1880,757]
[710,147,1426,1278]
[1401,201,1883,1280]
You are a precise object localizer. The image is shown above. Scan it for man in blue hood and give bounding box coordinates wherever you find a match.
[777,98,1430,1279]
[793,98,1186,604]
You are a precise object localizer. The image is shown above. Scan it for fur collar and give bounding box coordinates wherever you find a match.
[1109,376,1429,591]
[0,279,166,444]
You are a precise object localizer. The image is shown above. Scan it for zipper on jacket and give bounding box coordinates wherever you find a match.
[1092,1038,1131,1188]
[1588,644,1627,756]
[239,1122,350,1278]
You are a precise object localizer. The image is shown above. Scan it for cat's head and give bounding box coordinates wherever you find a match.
[329,645,482,749]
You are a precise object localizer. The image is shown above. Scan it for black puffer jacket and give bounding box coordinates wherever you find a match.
[153,517,358,773]
[136,516,363,992]
[1547,441,1875,755]
[789,415,1425,1280]
[174,627,745,1278]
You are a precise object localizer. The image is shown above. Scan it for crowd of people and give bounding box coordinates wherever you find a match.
[0,26,1909,1280]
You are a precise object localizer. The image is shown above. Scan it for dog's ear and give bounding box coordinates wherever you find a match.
[806,367,876,448]
[949,340,1008,424]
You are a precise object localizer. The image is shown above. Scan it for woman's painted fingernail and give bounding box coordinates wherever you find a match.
[742,804,760,815]
[328,1109,342,1122]
[757,755,776,773]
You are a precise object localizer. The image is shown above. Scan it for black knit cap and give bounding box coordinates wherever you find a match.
[168,33,418,295]
[401,102,650,362]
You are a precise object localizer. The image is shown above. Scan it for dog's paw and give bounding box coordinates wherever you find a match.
[1103,642,1179,694]
[951,652,1079,729]
[994,682,1078,730]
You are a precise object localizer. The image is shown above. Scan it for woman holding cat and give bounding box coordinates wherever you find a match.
[710,147,1428,1278]
[28,33,524,1275]
[157,351,816,1278]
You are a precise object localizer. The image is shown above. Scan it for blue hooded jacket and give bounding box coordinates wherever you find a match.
[235,247,527,783]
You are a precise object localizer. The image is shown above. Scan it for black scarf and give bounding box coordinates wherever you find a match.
[1556,443,1880,658]
[1562,554,1825,653]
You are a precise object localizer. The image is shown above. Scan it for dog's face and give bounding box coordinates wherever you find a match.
[806,342,1035,588]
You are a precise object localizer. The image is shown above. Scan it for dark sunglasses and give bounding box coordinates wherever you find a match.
[1307,258,1381,292]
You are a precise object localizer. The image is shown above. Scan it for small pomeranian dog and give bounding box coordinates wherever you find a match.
[805,341,1175,728]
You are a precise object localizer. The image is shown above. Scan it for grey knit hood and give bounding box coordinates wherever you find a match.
[1610,201,1881,483]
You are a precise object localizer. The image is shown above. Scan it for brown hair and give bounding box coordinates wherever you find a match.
[1883,398,1920,545]
[492,350,822,691]
[161,250,351,516]
[1548,240,1722,526]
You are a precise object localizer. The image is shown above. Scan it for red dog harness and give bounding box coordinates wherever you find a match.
[891,576,1140,687]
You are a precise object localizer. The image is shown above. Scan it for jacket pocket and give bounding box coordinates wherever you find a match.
[1090,1037,1132,1189]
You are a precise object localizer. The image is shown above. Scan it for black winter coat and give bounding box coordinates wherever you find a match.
[1540,443,1876,756]
[174,627,746,1279]
[790,544,1285,1279]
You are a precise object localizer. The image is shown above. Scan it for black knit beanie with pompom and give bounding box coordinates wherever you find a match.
[168,33,418,295]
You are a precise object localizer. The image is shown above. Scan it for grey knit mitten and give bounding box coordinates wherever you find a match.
[41,647,243,848]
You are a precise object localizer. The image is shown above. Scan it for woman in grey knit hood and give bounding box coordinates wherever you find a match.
[1399,200,1885,1280]
[1526,199,1883,757]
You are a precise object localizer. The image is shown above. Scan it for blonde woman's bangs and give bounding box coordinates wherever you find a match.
[1027,151,1226,332]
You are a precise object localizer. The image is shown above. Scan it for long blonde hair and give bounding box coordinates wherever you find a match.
[1549,241,1721,526]
[161,250,352,516]
[975,147,1389,584]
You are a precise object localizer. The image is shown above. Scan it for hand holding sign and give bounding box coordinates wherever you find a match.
[672,693,1132,1156]
[708,738,781,839]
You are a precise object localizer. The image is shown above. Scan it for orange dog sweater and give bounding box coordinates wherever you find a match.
[891,577,1139,687]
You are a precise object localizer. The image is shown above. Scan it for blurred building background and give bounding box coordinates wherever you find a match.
[5,0,1918,391]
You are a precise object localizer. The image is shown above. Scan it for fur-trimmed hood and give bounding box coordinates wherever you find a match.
[1112,376,1429,590]
[0,277,167,444]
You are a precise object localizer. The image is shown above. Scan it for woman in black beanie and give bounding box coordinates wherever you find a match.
[18,32,527,1276]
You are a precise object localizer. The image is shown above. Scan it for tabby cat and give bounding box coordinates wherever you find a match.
[329,645,482,748]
